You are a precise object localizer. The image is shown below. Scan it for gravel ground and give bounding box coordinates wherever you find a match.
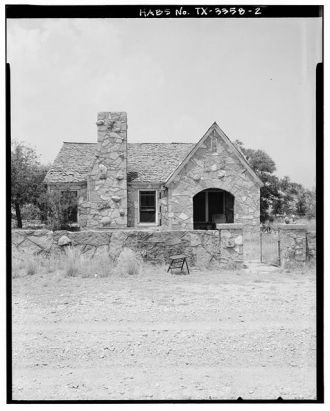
[11,263,316,401]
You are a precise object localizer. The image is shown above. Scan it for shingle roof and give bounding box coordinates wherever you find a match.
[127,143,194,183]
[45,142,195,184]
[44,143,96,184]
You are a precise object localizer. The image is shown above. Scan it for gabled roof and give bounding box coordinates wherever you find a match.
[45,123,263,187]
[45,142,194,184]
[165,122,263,187]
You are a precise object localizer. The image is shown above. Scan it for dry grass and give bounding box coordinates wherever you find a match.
[117,248,142,276]
[12,241,315,281]
[64,247,83,277]
[63,248,115,278]
[12,254,42,278]
[281,259,316,274]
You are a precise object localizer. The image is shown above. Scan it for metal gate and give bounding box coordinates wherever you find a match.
[260,227,281,266]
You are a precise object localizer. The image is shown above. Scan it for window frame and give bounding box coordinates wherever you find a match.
[138,189,158,226]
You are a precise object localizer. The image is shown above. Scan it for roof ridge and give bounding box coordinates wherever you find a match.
[62,141,194,145]
[128,142,194,144]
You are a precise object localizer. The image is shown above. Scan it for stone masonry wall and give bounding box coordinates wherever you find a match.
[80,112,128,229]
[12,225,243,268]
[279,225,308,264]
[306,231,316,261]
[166,129,260,230]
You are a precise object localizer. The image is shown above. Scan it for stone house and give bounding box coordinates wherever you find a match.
[45,112,262,230]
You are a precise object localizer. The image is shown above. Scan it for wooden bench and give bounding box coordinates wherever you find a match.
[167,254,190,274]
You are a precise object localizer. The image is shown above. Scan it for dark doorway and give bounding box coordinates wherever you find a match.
[193,188,234,229]
[60,191,78,224]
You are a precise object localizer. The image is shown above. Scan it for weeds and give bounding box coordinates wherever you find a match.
[92,253,114,278]
[25,256,39,276]
[64,247,115,278]
[64,247,85,277]
[117,248,142,275]
[281,259,316,274]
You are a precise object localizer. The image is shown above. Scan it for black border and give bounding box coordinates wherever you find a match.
[6,4,324,404]
[5,4,323,18]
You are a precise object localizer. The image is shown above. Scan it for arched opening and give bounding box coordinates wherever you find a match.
[193,188,234,230]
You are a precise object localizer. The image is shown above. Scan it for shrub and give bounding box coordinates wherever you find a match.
[117,248,142,275]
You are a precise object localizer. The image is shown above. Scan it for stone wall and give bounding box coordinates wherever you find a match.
[279,225,308,264]
[12,225,243,268]
[166,129,261,230]
[81,112,128,229]
[306,231,316,261]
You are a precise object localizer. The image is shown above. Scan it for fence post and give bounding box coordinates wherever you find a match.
[277,231,281,266]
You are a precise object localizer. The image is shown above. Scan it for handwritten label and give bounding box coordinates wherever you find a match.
[139,7,263,18]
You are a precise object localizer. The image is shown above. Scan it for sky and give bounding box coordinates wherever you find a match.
[7,17,322,188]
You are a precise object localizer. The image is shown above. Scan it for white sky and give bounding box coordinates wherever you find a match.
[7,17,322,188]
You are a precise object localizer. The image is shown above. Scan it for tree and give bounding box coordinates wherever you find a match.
[39,190,78,231]
[11,141,48,228]
[234,140,276,174]
[235,140,279,221]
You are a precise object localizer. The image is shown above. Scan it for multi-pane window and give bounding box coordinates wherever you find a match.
[139,191,156,223]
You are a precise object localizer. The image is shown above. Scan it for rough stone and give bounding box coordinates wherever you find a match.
[12,228,243,268]
[167,130,261,230]
[58,235,72,246]
[279,225,308,264]
[101,217,111,226]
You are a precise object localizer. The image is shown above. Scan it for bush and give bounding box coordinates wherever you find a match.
[117,248,142,275]
[21,203,40,221]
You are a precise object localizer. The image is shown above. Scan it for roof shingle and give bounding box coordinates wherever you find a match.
[45,142,195,184]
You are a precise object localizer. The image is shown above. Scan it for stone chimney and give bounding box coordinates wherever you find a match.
[88,112,127,228]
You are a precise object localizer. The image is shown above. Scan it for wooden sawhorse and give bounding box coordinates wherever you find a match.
[167,254,190,274]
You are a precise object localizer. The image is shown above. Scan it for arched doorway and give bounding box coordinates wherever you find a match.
[193,188,234,230]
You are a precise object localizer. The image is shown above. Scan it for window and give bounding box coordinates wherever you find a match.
[139,191,156,223]
[60,191,78,223]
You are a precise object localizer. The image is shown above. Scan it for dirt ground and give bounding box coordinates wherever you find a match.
[11,263,316,401]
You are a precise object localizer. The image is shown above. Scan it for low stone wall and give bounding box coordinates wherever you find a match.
[279,225,316,264]
[12,225,243,268]
[306,231,316,260]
